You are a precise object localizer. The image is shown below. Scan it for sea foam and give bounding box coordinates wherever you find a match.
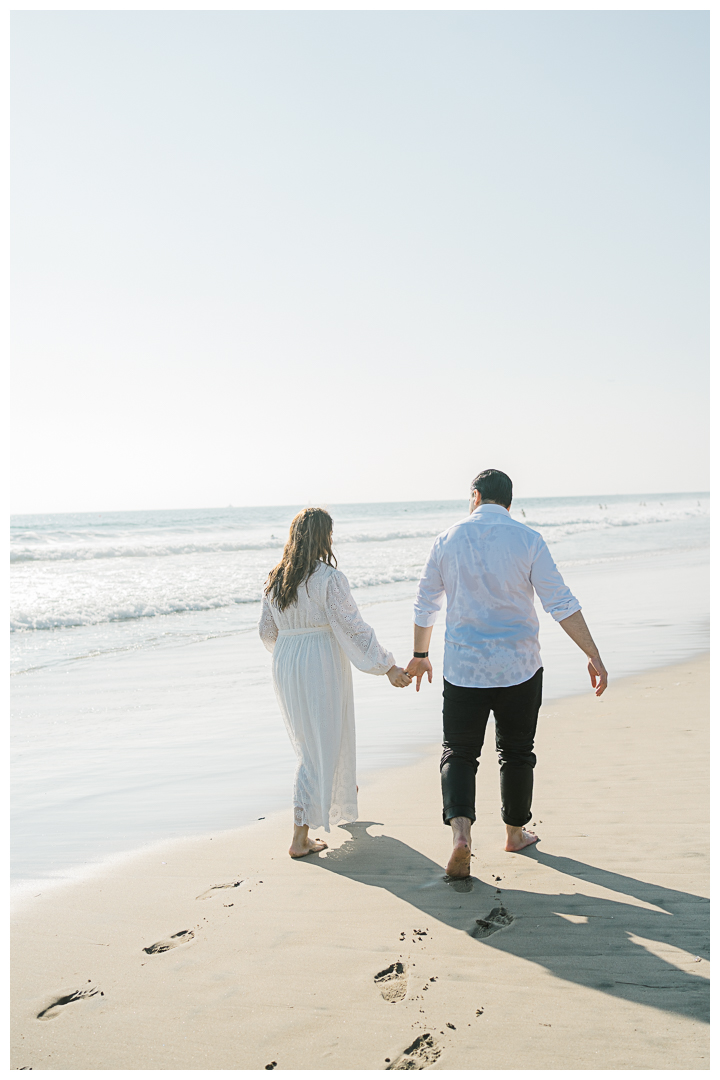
[10,494,709,653]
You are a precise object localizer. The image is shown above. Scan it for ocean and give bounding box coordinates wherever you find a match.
[11,492,709,892]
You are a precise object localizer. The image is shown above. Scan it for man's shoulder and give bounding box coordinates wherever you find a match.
[438,516,473,539]
[503,516,544,542]
[437,513,543,545]
[431,517,474,548]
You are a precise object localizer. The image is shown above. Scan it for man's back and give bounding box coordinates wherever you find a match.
[414,503,580,688]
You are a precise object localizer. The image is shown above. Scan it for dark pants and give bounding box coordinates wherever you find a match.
[440,668,543,828]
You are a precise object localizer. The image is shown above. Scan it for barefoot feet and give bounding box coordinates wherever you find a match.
[446,816,472,878]
[289,824,328,859]
[504,826,539,852]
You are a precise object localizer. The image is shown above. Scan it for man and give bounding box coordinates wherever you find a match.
[405,469,608,879]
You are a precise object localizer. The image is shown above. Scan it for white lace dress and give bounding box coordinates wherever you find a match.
[259,562,395,831]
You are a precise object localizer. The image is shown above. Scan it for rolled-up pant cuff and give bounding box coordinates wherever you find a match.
[443,805,476,826]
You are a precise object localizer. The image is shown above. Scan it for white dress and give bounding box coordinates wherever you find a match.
[259,561,395,831]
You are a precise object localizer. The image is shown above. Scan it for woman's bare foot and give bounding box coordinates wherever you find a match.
[446,816,472,878]
[289,824,328,859]
[504,826,539,852]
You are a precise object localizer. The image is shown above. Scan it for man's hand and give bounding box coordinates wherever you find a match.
[559,612,608,698]
[588,655,608,697]
[405,656,433,692]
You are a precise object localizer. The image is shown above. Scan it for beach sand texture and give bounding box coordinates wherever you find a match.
[11,656,708,1071]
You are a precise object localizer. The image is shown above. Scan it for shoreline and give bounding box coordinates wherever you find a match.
[11,540,709,888]
[11,640,710,908]
[11,635,708,907]
[11,654,709,1070]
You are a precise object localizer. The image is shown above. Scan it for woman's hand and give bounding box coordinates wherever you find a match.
[386,665,412,687]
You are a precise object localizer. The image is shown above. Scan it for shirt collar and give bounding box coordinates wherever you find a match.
[472,503,511,517]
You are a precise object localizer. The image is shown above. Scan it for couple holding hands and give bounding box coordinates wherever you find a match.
[259,469,607,878]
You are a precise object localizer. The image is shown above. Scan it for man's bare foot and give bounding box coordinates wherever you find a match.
[504,826,539,852]
[446,816,472,878]
[289,824,328,859]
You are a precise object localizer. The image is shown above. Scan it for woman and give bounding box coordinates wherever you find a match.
[259,507,410,858]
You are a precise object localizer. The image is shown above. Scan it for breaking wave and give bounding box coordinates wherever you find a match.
[10,495,709,641]
[9,505,708,564]
[10,567,421,631]
[10,528,444,564]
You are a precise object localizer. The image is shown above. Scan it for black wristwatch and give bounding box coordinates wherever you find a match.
[413,651,429,658]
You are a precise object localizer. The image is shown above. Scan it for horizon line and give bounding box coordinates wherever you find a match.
[10,489,710,519]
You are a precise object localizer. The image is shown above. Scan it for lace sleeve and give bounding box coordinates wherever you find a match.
[325,570,395,675]
[258,594,279,653]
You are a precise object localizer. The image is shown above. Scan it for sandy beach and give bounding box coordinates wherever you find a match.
[11,5,710,1070]
[11,653,708,1071]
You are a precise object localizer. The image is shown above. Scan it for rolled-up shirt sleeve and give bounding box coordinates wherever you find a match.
[530,540,582,622]
[413,540,446,627]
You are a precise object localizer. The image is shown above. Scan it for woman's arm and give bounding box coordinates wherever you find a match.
[258,594,279,653]
[325,569,408,684]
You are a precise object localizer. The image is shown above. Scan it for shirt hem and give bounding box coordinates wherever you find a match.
[442,662,543,689]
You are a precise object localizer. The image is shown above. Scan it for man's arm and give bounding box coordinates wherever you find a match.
[406,625,433,692]
[406,540,444,691]
[559,610,608,696]
[530,539,608,697]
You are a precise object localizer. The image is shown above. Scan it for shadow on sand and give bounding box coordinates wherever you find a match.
[303,822,708,1023]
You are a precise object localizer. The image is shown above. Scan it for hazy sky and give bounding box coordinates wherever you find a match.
[11,9,708,513]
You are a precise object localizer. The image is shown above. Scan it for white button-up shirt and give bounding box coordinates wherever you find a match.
[414,503,581,688]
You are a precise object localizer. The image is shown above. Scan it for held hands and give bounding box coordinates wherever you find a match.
[386,665,412,688]
[588,655,608,696]
[404,656,433,692]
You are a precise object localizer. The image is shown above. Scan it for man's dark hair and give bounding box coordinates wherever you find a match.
[471,469,513,508]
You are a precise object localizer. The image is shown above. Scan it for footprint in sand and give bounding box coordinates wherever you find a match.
[143,930,195,954]
[374,962,408,1002]
[36,986,101,1021]
[386,1033,442,1070]
[196,881,244,900]
[471,904,514,939]
[445,875,474,893]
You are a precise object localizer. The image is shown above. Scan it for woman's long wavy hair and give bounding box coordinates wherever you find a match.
[265,507,337,611]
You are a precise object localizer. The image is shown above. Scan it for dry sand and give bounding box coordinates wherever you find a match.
[11,655,709,1070]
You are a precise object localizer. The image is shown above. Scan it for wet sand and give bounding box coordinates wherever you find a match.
[11,654,709,1070]
[11,544,709,890]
